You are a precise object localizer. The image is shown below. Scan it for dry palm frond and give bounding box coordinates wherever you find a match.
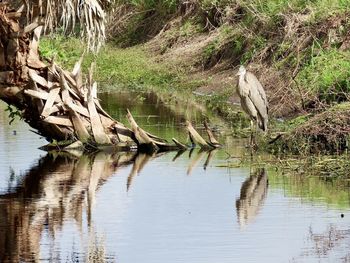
[105,4,136,38]
[80,0,107,52]
[18,0,109,52]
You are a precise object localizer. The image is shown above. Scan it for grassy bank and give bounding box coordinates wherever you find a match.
[40,0,350,154]
[40,36,187,91]
[269,102,350,154]
[106,0,350,153]
[39,36,246,128]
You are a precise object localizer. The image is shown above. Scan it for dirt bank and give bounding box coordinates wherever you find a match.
[106,1,350,153]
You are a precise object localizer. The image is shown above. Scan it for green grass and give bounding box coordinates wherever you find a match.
[96,46,178,90]
[120,0,178,14]
[40,35,84,69]
[40,35,190,91]
[281,115,311,132]
[297,49,350,103]
[179,21,202,37]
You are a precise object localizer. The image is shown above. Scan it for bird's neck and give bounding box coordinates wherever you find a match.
[239,72,246,83]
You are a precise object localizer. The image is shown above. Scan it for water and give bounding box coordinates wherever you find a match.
[0,91,349,263]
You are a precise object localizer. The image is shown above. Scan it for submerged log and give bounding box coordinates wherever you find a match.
[172,138,188,150]
[126,109,158,150]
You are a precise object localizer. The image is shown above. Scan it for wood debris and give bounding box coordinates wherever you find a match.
[186,121,222,149]
[0,4,223,153]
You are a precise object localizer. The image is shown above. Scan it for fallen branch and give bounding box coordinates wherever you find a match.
[186,121,222,149]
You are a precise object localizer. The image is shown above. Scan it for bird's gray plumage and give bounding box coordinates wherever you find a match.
[236,66,268,131]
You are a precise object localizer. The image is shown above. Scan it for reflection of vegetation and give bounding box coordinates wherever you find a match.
[293,225,350,262]
[222,153,350,209]
[308,225,350,258]
[4,104,22,125]
[273,155,350,180]
[187,148,218,175]
[99,91,228,143]
[0,147,220,262]
[268,166,350,209]
[127,153,154,191]
[85,234,108,263]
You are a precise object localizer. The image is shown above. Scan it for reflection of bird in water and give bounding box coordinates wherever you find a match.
[236,168,268,228]
[236,66,268,146]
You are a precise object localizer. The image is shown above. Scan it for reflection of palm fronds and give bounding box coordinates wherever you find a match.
[18,0,109,52]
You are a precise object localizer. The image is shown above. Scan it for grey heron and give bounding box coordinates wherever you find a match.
[236,65,268,145]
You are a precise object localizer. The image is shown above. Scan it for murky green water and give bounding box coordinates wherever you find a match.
[0,91,349,263]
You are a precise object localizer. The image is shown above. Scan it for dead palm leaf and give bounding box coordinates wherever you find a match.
[17,0,110,52]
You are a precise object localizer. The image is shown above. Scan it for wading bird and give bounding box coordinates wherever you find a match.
[236,65,268,146]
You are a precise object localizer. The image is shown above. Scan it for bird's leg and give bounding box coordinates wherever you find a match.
[255,121,260,144]
[250,120,258,150]
[249,120,254,147]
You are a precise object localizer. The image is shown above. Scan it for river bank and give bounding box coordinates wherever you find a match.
[40,23,350,156]
[108,1,350,154]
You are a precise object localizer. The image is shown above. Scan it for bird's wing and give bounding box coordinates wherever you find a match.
[237,77,250,98]
[245,72,268,111]
[244,72,268,130]
[245,72,268,118]
[241,96,258,121]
